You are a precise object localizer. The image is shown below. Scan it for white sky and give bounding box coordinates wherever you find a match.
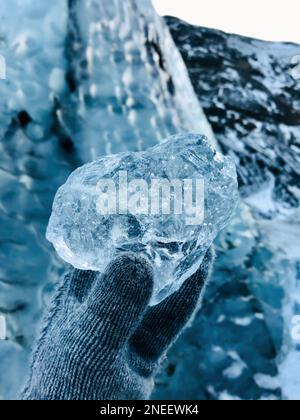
[152,0,300,44]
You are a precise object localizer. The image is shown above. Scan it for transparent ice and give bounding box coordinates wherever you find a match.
[47,134,238,303]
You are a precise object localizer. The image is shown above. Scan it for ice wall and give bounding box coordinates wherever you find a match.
[0,0,70,399]
[0,0,214,399]
[157,16,300,400]
[62,0,214,161]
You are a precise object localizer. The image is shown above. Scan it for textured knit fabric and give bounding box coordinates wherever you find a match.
[21,249,215,400]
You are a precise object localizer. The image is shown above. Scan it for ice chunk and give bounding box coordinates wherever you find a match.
[47,134,238,303]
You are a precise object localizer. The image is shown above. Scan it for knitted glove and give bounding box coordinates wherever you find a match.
[21,248,214,400]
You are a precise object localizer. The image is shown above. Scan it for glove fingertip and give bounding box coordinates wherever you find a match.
[87,253,154,313]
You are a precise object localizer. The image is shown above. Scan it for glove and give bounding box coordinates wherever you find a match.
[21,248,215,400]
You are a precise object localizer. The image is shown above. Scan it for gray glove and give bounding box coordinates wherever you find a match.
[21,248,215,400]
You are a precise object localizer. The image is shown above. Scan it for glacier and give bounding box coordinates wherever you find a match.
[0,0,214,398]
[158,17,300,400]
[46,134,238,302]
[0,0,299,401]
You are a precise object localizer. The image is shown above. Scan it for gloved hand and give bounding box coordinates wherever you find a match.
[21,248,215,400]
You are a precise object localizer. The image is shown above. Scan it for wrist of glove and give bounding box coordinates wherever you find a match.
[21,248,215,400]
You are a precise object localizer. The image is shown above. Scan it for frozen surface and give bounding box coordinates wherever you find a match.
[47,134,238,302]
[61,0,215,161]
[154,16,300,401]
[153,202,290,400]
[167,16,300,215]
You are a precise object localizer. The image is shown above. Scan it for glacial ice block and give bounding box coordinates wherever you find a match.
[46,134,238,303]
